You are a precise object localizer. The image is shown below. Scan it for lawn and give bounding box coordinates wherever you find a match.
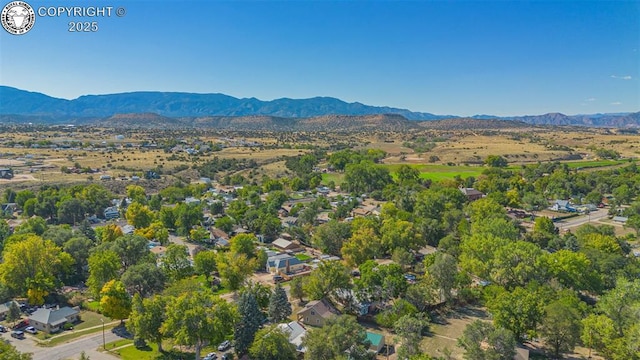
[113,342,192,360]
[563,159,625,169]
[294,253,312,262]
[103,338,134,351]
[35,310,113,342]
[39,321,119,346]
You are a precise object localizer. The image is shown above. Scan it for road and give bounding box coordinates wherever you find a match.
[2,330,121,360]
[554,209,609,231]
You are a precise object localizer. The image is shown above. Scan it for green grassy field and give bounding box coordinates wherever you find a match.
[563,159,625,169]
[114,342,193,360]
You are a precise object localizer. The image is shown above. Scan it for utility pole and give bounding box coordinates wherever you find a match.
[101,318,106,351]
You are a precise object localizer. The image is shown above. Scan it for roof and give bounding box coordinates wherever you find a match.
[29,307,78,326]
[210,228,229,239]
[272,238,294,249]
[366,331,384,347]
[613,216,628,222]
[460,187,483,196]
[0,300,20,314]
[278,321,307,351]
[268,255,303,270]
[299,299,339,319]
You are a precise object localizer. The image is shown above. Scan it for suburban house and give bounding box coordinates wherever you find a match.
[0,168,14,179]
[28,306,80,333]
[0,300,21,320]
[209,228,230,244]
[366,331,385,353]
[266,254,305,274]
[297,299,339,327]
[1,203,18,216]
[278,321,307,353]
[613,216,628,224]
[103,206,119,220]
[271,238,301,252]
[459,187,485,201]
[550,200,576,212]
[281,216,298,228]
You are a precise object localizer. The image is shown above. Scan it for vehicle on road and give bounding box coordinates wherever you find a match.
[203,353,217,360]
[218,340,231,351]
[11,330,25,339]
[0,325,7,332]
[12,320,29,330]
[25,326,37,334]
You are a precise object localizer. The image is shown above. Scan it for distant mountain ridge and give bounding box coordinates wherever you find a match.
[0,86,638,127]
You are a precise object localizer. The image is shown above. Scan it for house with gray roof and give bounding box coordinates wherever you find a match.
[0,300,21,320]
[266,254,305,274]
[278,321,307,353]
[28,306,80,333]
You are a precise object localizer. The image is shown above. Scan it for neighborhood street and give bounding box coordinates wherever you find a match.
[554,209,609,231]
[2,330,121,360]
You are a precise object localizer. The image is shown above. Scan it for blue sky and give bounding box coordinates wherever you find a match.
[1,0,638,116]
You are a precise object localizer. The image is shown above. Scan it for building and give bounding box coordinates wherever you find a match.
[297,299,339,327]
[0,168,14,179]
[0,300,21,320]
[28,307,80,333]
[550,200,576,212]
[459,187,485,201]
[266,254,305,274]
[103,206,119,220]
[278,321,307,353]
[271,238,301,252]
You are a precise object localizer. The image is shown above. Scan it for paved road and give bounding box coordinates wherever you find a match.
[2,330,122,360]
[554,209,609,231]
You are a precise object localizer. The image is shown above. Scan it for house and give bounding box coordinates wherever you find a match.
[103,206,119,220]
[150,245,167,257]
[0,168,14,179]
[0,300,21,320]
[210,228,230,241]
[281,216,298,228]
[28,306,80,333]
[266,254,305,274]
[550,200,576,212]
[1,203,17,216]
[297,299,339,327]
[99,174,111,181]
[613,216,628,224]
[121,225,135,235]
[366,331,385,353]
[460,187,484,201]
[278,321,307,353]
[272,238,301,252]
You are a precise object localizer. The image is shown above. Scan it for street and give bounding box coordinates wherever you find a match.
[2,330,122,360]
[554,209,609,231]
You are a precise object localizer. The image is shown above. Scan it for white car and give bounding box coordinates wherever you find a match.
[24,326,37,334]
[203,353,217,360]
[218,340,231,351]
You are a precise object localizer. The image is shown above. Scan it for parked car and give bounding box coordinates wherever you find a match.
[218,340,231,351]
[0,325,7,332]
[203,353,217,360]
[11,330,25,339]
[12,320,29,330]
[272,275,284,283]
[24,326,37,334]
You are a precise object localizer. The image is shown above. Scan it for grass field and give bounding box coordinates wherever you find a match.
[563,159,625,169]
[113,342,192,360]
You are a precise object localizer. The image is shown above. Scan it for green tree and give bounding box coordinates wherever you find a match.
[597,277,640,337]
[214,216,234,233]
[395,314,429,359]
[235,291,264,356]
[380,218,422,253]
[312,220,351,256]
[161,244,193,281]
[0,219,10,253]
[100,280,132,323]
[193,250,217,281]
[128,294,167,352]
[342,227,382,267]
[302,315,372,360]
[458,320,516,360]
[268,283,292,323]
[121,263,166,298]
[0,341,32,360]
[102,234,153,271]
[57,198,87,225]
[7,301,21,325]
[100,223,123,243]
[486,284,549,342]
[484,155,508,168]
[541,250,601,292]
[396,165,420,186]
[540,300,582,358]
[303,260,350,300]
[230,233,258,258]
[125,202,154,229]
[126,185,147,204]
[216,251,257,291]
[249,326,298,360]
[63,236,93,280]
[289,276,305,304]
[491,241,543,289]
[427,252,458,301]
[87,249,120,297]
[162,290,236,360]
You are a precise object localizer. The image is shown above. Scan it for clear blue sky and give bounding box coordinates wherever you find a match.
[1,0,638,116]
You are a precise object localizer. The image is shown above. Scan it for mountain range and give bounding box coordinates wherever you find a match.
[1,86,638,128]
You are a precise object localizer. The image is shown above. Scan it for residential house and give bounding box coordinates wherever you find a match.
[459,187,485,201]
[297,299,339,327]
[0,168,14,179]
[550,200,576,212]
[0,203,17,216]
[278,321,307,353]
[28,306,80,333]
[281,216,298,228]
[613,216,628,224]
[210,228,230,243]
[0,300,21,320]
[103,206,119,220]
[272,238,301,252]
[121,225,135,235]
[266,254,305,274]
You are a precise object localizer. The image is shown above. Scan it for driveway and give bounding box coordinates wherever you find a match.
[2,330,122,360]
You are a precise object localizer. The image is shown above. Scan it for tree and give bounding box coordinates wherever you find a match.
[125,202,154,229]
[7,301,20,325]
[380,218,422,253]
[161,244,193,281]
[303,260,350,300]
[597,277,640,337]
[193,250,217,281]
[216,251,257,291]
[103,234,153,271]
[57,198,87,225]
[0,219,10,253]
[484,155,508,168]
[121,263,166,298]
[356,261,407,303]
[343,161,393,194]
[541,250,601,292]
[87,250,120,297]
[486,285,549,342]
[249,326,298,360]
[162,290,236,360]
[128,294,167,352]
[100,280,132,323]
[0,341,33,360]
[458,320,516,360]
[396,165,420,186]
[100,223,123,243]
[540,300,582,359]
[268,283,292,323]
[126,185,147,204]
[64,236,93,280]
[312,220,351,256]
[235,291,264,356]
[0,235,72,297]
[214,216,234,233]
[491,241,543,289]
[342,227,382,267]
[302,315,371,360]
[427,252,458,301]
[394,314,429,359]
[289,276,305,304]
[230,233,258,258]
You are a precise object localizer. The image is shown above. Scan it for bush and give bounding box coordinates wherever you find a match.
[133,337,147,349]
